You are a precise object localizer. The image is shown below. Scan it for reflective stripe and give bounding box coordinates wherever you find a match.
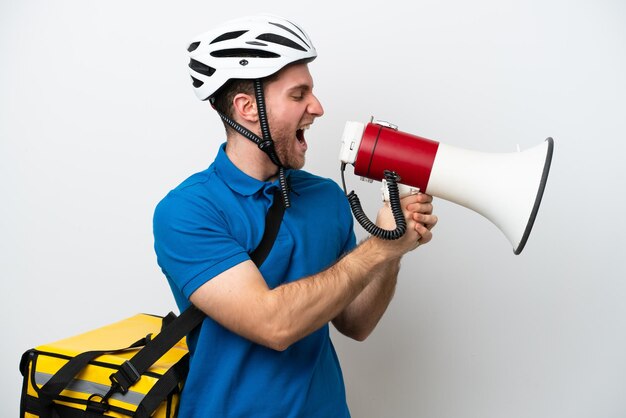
[34,372,146,406]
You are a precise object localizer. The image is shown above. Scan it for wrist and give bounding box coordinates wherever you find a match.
[356,237,401,268]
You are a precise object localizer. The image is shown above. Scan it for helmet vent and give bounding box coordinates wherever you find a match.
[268,22,310,48]
[210,48,280,58]
[256,33,306,51]
[210,30,248,44]
[190,76,204,88]
[189,59,216,77]
[246,41,268,46]
[187,41,201,52]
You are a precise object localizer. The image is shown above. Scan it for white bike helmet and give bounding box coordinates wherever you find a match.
[188,14,317,101]
[187,14,317,208]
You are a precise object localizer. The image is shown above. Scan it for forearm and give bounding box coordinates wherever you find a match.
[191,237,397,351]
[330,193,438,341]
[266,238,393,349]
[332,250,401,341]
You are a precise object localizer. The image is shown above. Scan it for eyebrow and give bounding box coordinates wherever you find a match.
[287,84,312,93]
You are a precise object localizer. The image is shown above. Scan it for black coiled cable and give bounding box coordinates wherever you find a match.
[341,165,407,240]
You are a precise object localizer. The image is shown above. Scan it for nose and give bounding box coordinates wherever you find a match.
[308,93,324,117]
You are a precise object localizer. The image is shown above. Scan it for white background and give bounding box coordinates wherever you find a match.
[2,1,625,417]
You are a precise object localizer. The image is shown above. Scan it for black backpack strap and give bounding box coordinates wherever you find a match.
[134,354,189,418]
[108,307,205,395]
[250,188,286,266]
[35,337,148,418]
[108,189,286,395]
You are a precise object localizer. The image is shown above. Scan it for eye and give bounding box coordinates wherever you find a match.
[291,92,304,101]
[289,87,308,101]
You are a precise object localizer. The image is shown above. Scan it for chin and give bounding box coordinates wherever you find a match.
[294,156,306,170]
[286,161,305,170]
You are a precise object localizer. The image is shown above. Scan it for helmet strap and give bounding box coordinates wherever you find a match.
[211,79,291,208]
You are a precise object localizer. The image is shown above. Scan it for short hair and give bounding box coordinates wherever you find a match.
[211,79,255,122]
[210,70,284,135]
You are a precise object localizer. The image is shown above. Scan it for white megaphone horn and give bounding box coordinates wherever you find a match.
[339,119,554,254]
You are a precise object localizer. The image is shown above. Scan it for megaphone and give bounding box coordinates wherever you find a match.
[339,119,554,254]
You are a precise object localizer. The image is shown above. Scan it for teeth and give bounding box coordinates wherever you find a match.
[299,124,311,131]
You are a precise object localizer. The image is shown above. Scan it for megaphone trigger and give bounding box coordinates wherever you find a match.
[381,180,421,202]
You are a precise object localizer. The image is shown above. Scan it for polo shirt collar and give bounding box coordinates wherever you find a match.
[215,143,290,197]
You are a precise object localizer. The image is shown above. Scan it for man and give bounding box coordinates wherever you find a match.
[153,14,437,418]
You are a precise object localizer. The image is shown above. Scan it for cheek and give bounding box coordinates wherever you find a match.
[269,109,297,132]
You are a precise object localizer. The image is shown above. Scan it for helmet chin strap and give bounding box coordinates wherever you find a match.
[212,79,291,208]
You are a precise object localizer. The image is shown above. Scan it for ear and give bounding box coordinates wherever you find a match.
[232,93,258,123]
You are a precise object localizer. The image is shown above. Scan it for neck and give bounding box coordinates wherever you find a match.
[225,135,279,182]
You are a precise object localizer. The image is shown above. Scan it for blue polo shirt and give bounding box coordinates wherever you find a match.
[153,144,356,418]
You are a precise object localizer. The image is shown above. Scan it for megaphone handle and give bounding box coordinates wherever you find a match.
[346,171,407,240]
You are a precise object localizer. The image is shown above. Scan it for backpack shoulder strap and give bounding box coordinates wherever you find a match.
[108,189,286,394]
[250,188,286,266]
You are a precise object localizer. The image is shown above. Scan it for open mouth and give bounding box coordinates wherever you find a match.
[296,128,305,144]
[296,123,311,145]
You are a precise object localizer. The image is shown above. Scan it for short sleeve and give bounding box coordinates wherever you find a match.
[153,189,250,299]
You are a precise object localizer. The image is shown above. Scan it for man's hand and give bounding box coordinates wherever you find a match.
[374,193,438,256]
[407,193,437,245]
